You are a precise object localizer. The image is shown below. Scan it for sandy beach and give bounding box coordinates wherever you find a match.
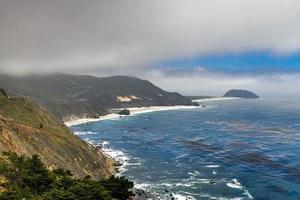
[65,97,242,127]
[65,105,200,126]
[192,97,241,102]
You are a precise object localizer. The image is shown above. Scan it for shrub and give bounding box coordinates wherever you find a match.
[0,151,134,200]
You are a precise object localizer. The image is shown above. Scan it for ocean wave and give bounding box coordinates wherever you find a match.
[226,179,254,199]
[100,141,143,175]
[171,193,196,200]
[226,179,243,189]
[175,154,189,160]
[134,182,197,199]
[74,131,97,135]
[188,170,201,177]
[205,165,220,168]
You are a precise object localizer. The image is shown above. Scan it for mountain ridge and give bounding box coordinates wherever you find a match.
[0,73,194,121]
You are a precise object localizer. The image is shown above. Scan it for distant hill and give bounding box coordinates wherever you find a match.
[224,89,259,98]
[0,74,193,121]
[0,96,115,179]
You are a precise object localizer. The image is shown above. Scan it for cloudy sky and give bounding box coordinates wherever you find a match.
[1,0,300,97]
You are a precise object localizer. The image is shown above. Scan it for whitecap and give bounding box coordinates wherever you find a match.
[74,131,97,135]
[171,193,196,200]
[226,179,254,199]
[243,189,254,199]
[188,170,201,177]
[226,179,243,189]
[175,154,189,160]
[205,165,220,168]
[134,183,152,191]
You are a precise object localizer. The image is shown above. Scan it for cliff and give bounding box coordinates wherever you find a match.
[0,96,115,179]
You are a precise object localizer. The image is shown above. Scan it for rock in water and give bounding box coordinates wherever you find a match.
[118,109,130,115]
[224,89,259,98]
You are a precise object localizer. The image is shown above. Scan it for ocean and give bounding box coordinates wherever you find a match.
[70,98,300,200]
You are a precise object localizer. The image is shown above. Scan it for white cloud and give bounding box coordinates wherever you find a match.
[1,0,300,73]
[1,0,300,97]
[141,68,300,97]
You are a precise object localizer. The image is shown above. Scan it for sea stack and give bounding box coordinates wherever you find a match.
[118,109,131,115]
[223,89,259,99]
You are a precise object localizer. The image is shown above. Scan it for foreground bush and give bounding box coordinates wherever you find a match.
[0,151,134,200]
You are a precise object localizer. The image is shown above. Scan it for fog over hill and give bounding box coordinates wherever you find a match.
[0,73,193,120]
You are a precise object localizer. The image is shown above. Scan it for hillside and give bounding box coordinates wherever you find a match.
[224,89,259,98]
[0,74,194,121]
[0,96,115,179]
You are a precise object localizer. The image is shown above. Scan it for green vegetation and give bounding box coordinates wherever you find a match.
[0,97,115,178]
[0,152,134,200]
[0,74,193,120]
[0,89,7,98]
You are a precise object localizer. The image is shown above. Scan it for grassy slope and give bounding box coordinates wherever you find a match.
[0,96,115,179]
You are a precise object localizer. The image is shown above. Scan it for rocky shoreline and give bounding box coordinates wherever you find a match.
[65,105,200,126]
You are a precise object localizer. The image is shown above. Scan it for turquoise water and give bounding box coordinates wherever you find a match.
[71,99,300,200]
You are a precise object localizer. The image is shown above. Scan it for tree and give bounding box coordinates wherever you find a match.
[0,152,135,200]
[24,154,53,194]
[101,176,134,200]
[0,89,8,98]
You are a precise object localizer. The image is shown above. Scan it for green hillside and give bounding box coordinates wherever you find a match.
[0,96,115,179]
[0,73,194,121]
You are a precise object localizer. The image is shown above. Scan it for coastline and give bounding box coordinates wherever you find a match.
[65,97,242,127]
[67,98,251,199]
[192,97,241,102]
[65,105,200,127]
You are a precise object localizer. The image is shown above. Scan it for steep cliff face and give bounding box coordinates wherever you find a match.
[0,96,115,179]
[0,74,193,120]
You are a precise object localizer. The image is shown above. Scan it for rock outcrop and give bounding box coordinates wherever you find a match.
[118,109,130,115]
[224,89,259,98]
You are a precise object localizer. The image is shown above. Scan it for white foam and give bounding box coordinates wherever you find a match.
[65,113,121,126]
[98,141,130,174]
[226,179,254,199]
[188,170,201,177]
[226,179,243,189]
[73,131,97,135]
[243,189,254,199]
[171,193,196,200]
[134,183,152,191]
[159,182,193,187]
[205,165,220,168]
[175,154,189,160]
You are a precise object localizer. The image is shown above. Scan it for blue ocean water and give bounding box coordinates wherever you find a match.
[71,99,300,200]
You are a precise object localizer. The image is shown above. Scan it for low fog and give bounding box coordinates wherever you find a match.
[1,0,300,96]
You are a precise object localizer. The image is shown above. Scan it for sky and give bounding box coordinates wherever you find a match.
[1,0,300,97]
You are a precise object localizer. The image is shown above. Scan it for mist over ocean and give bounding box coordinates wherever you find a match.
[71,99,300,200]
